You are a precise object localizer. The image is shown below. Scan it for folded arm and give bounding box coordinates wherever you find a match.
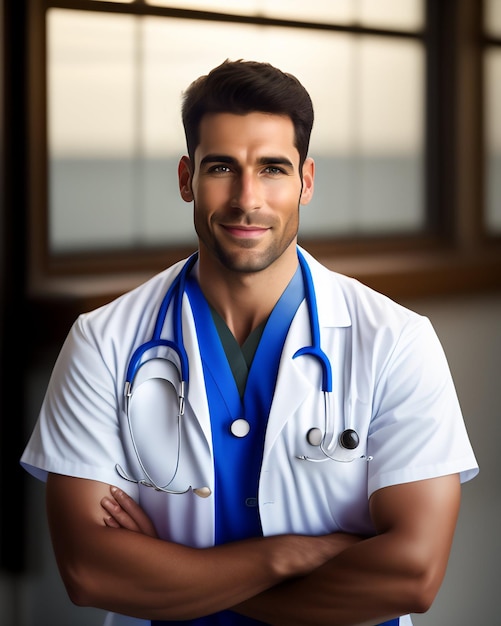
[235,474,461,625]
[99,473,461,625]
[46,473,359,621]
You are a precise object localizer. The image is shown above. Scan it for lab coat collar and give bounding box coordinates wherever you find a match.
[296,246,352,329]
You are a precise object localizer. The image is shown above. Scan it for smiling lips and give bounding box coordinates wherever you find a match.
[222,225,269,238]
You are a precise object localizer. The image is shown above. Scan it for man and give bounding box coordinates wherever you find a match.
[21,59,478,626]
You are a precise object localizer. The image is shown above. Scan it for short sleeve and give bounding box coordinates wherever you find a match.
[20,314,134,492]
[367,316,479,497]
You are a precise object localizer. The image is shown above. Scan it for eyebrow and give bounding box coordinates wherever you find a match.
[199,154,295,169]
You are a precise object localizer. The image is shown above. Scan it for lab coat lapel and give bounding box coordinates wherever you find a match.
[262,302,314,458]
[181,294,213,450]
[262,250,352,460]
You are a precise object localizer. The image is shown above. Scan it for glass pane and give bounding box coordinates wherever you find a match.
[485,49,501,234]
[485,0,501,36]
[48,10,140,252]
[48,12,424,253]
[147,0,424,30]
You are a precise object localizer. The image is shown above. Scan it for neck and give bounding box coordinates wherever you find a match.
[196,248,298,345]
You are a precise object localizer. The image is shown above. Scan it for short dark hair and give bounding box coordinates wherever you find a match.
[181,59,314,169]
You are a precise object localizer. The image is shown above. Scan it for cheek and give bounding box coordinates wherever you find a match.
[192,187,221,221]
[197,178,232,201]
[269,184,302,212]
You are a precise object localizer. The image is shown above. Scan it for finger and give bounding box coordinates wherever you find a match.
[101,496,141,532]
[109,486,158,538]
[104,515,121,529]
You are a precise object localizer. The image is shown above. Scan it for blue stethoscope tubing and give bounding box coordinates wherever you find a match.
[118,253,199,495]
[293,249,332,393]
[124,252,199,417]
[125,248,330,400]
[120,247,367,494]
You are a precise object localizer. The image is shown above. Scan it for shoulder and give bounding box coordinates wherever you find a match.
[70,259,188,352]
[300,247,423,332]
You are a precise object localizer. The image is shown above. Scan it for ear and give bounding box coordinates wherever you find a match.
[178,156,194,202]
[300,157,315,206]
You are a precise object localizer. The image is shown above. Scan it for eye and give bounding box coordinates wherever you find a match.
[263,166,286,175]
[207,164,232,174]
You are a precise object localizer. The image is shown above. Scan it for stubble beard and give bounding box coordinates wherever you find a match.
[195,206,300,275]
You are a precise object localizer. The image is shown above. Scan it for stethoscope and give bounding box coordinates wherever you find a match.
[116,248,370,498]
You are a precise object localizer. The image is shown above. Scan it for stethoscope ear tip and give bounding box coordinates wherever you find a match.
[306,427,360,452]
[192,486,212,498]
[306,427,323,447]
[339,428,360,450]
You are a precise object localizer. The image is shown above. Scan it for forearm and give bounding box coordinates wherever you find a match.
[234,476,461,626]
[233,531,431,626]
[57,474,460,623]
[60,524,310,619]
[47,475,345,620]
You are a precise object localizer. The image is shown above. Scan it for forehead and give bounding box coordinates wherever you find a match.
[196,112,298,161]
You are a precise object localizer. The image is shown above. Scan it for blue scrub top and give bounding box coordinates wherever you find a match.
[153,268,399,626]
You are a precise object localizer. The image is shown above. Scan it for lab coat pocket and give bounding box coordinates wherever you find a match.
[260,394,374,536]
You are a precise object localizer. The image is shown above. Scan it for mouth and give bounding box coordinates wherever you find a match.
[221,225,269,239]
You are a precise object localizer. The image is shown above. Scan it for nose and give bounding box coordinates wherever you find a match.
[231,171,261,212]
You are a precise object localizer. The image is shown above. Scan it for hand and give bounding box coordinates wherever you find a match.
[101,486,158,538]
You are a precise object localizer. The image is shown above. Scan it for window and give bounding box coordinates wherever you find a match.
[47,1,425,254]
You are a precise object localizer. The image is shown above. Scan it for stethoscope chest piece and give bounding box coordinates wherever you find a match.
[230,418,251,438]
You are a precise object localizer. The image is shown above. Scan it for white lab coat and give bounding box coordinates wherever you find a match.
[21,248,478,626]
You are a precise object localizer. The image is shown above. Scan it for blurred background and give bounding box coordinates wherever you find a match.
[1,1,500,624]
